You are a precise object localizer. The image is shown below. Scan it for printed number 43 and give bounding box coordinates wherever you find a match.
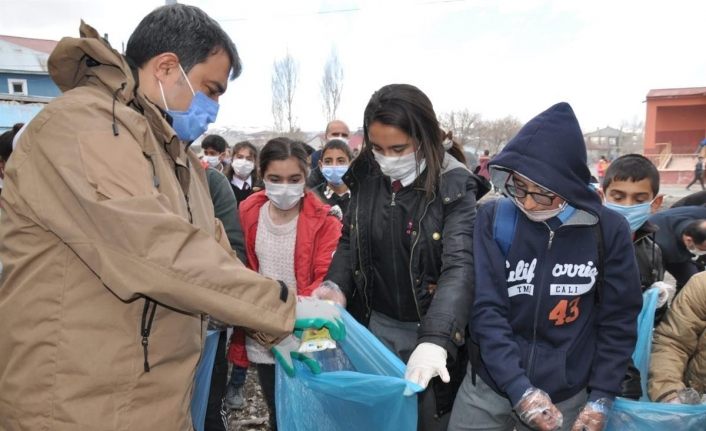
[548,298,580,326]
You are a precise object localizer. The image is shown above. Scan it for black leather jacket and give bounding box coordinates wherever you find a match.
[326,151,488,356]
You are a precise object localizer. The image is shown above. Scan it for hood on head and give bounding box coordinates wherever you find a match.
[48,21,135,105]
[489,102,601,215]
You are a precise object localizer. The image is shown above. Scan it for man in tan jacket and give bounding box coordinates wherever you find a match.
[0,5,341,430]
[648,272,706,403]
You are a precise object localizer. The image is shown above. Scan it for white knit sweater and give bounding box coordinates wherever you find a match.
[246,201,298,364]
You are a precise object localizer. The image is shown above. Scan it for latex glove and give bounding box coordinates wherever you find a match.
[271,334,322,377]
[514,387,563,431]
[652,281,676,307]
[667,388,702,404]
[570,399,610,431]
[294,296,346,341]
[404,343,450,389]
[312,280,347,307]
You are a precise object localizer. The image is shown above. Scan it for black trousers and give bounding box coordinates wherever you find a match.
[256,363,278,431]
[204,331,228,431]
[687,172,705,190]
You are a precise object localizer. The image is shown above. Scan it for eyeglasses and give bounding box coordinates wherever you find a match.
[505,178,557,206]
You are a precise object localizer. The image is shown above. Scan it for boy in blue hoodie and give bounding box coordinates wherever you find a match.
[448,103,642,431]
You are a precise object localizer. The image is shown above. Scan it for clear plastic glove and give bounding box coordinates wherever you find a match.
[404,342,449,389]
[271,334,322,377]
[294,296,346,341]
[667,388,702,404]
[514,387,563,431]
[571,399,610,431]
[652,281,676,307]
[312,280,347,307]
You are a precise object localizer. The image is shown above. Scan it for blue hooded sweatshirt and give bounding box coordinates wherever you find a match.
[471,102,643,406]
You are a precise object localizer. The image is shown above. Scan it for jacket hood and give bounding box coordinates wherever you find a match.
[490,102,602,216]
[48,21,135,105]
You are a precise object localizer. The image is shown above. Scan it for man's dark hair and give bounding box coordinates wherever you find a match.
[0,123,23,162]
[322,139,353,162]
[602,153,660,196]
[125,4,242,80]
[201,134,227,153]
[260,137,309,177]
[684,220,706,244]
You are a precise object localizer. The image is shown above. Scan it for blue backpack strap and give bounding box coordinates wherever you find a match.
[493,198,518,257]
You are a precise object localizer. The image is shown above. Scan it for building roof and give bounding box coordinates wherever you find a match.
[584,126,623,138]
[0,35,58,54]
[0,38,54,74]
[646,87,706,99]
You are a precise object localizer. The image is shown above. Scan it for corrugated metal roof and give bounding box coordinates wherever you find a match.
[0,35,57,54]
[0,39,50,73]
[646,87,706,99]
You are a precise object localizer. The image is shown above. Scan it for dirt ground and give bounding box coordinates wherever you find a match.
[226,367,272,431]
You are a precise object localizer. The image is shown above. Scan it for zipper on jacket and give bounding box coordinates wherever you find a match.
[354,185,370,317]
[527,223,554,378]
[408,193,435,322]
[141,298,158,372]
[391,191,397,207]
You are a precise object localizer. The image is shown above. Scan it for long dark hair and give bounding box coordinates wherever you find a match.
[259,137,309,178]
[361,84,445,197]
[225,140,261,184]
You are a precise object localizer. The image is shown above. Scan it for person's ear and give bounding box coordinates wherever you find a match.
[152,52,180,84]
[650,195,664,213]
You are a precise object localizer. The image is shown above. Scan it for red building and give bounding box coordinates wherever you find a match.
[644,87,706,184]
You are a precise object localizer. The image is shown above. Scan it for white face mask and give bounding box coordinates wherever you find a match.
[203,155,220,168]
[373,150,423,186]
[265,181,305,210]
[231,158,254,178]
[513,197,567,222]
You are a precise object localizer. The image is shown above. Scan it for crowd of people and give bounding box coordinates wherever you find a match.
[0,4,705,431]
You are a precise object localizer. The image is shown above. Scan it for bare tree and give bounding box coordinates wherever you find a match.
[439,109,482,149]
[477,116,523,154]
[271,52,299,133]
[321,48,344,123]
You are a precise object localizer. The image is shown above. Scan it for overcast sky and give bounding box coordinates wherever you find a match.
[2,0,705,133]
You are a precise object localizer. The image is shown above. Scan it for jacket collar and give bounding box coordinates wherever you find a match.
[634,220,659,242]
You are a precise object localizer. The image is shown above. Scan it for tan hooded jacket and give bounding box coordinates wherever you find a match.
[0,23,294,430]
[648,272,706,401]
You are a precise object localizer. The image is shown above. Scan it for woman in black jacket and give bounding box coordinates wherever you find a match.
[315,84,488,430]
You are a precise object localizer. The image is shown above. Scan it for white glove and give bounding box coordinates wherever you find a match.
[404,342,449,389]
[652,281,676,307]
[312,280,347,307]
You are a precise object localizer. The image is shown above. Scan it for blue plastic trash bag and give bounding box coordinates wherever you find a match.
[604,288,706,430]
[276,307,423,431]
[191,329,220,431]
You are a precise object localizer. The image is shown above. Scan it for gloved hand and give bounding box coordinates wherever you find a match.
[404,343,450,389]
[271,334,322,377]
[294,296,346,341]
[652,281,676,307]
[666,388,702,404]
[570,399,610,431]
[312,280,347,307]
[514,387,563,431]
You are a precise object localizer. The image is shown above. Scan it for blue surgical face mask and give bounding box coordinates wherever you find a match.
[158,64,219,142]
[605,200,653,232]
[321,165,349,186]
